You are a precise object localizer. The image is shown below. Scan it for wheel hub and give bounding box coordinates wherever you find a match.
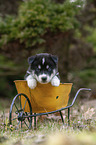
[18,112,25,121]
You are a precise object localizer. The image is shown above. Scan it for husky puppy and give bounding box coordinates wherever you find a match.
[25,53,60,89]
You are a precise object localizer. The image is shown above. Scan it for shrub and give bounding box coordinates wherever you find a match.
[0,0,83,48]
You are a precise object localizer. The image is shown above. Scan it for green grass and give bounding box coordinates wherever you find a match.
[0,98,96,145]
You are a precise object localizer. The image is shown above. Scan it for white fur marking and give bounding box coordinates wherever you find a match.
[42,58,45,64]
[38,65,41,69]
[46,65,49,69]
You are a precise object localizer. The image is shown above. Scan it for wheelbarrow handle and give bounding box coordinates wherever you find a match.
[71,88,91,107]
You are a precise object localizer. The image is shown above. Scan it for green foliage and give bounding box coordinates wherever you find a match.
[0,54,17,76]
[79,69,96,84]
[86,28,96,52]
[0,0,83,47]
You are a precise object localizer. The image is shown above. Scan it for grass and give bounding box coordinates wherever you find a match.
[0,123,96,145]
[0,98,96,145]
[0,98,11,111]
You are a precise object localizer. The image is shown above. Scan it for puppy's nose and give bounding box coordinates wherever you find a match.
[42,77,47,82]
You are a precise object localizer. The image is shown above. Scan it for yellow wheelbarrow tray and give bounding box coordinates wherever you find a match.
[9,80,91,129]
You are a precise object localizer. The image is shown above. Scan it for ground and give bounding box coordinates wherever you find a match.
[0,98,96,145]
[84,99,96,109]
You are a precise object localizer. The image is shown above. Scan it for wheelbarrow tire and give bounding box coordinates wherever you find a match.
[9,93,32,129]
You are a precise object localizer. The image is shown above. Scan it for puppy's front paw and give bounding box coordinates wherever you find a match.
[51,76,60,87]
[27,79,37,89]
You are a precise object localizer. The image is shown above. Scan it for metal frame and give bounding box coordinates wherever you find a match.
[9,88,91,129]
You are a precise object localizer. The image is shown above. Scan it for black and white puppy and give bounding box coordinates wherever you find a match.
[25,53,60,89]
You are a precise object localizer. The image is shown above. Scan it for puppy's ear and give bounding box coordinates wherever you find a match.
[50,55,58,64]
[28,56,36,64]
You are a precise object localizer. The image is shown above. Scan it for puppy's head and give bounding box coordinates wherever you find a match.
[28,53,58,84]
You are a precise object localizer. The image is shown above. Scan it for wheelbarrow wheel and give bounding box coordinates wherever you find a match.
[9,93,32,129]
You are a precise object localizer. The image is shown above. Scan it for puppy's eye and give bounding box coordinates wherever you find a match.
[36,68,40,72]
[48,68,51,72]
[36,65,41,72]
[46,65,51,71]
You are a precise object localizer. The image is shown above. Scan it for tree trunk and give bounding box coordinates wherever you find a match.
[44,31,73,82]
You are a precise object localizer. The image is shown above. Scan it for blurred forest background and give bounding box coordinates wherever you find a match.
[0,0,96,99]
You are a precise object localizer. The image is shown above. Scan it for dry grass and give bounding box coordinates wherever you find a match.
[0,98,96,145]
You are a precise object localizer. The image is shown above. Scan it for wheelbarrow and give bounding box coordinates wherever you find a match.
[9,80,91,129]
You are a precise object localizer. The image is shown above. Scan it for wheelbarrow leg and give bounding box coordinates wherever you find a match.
[34,113,36,129]
[68,108,70,126]
[59,111,64,125]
